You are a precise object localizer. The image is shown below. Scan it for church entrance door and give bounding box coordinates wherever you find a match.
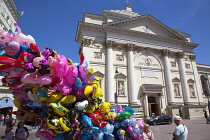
[148,96,160,117]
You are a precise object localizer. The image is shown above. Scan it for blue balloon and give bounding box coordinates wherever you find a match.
[81,113,93,129]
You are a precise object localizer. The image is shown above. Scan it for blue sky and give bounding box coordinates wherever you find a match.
[12,0,210,66]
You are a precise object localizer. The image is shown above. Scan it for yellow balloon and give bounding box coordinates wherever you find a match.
[99,102,110,114]
[84,86,93,97]
[13,98,21,108]
[92,87,102,99]
[85,104,96,114]
[59,95,76,105]
[48,93,63,103]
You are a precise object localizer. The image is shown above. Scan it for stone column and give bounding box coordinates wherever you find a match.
[162,49,174,105]
[190,55,204,103]
[126,44,138,105]
[144,94,149,118]
[105,40,115,104]
[177,52,190,103]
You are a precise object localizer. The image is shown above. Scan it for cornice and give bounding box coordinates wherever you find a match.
[76,22,198,50]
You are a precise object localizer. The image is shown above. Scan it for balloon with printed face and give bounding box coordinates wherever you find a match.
[115,105,123,113]
[13,23,36,45]
[0,29,12,45]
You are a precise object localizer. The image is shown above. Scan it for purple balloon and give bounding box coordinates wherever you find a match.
[116,105,123,113]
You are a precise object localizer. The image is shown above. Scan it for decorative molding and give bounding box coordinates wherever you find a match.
[162,49,169,56]
[126,43,135,51]
[187,78,195,83]
[82,38,92,47]
[189,55,196,61]
[169,52,177,59]
[116,54,124,61]
[171,61,177,67]
[177,52,184,59]
[105,40,115,48]
[145,48,151,55]
[92,41,104,48]
[94,52,102,59]
[185,63,190,69]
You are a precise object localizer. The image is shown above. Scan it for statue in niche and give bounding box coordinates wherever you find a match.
[174,85,180,97]
[189,85,195,97]
[118,82,124,95]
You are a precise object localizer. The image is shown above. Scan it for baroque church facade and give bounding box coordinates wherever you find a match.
[76,5,210,119]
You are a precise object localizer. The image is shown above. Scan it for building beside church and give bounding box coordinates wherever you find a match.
[76,5,210,119]
[0,0,20,112]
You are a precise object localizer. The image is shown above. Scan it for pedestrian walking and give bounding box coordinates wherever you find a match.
[204,111,209,124]
[143,124,154,140]
[172,116,188,140]
[1,121,14,140]
[15,121,29,140]
[0,114,3,125]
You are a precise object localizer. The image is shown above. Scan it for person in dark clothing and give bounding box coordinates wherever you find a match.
[204,111,209,124]
[204,111,208,118]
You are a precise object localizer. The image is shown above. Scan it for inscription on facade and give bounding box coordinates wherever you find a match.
[142,70,158,78]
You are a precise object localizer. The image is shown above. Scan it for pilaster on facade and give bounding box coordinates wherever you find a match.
[162,49,175,105]
[105,40,115,104]
[177,52,191,104]
[126,43,138,105]
[190,54,204,104]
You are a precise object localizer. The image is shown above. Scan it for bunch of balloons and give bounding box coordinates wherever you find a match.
[0,23,145,140]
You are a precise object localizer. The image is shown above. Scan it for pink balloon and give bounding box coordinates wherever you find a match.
[55,55,68,78]
[0,28,12,44]
[36,76,52,85]
[137,134,143,140]
[13,23,36,45]
[66,64,78,85]
[51,78,72,95]
[137,119,145,129]
[127,124,137,139]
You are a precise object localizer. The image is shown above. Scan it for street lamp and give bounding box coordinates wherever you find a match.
[115,69,119,104]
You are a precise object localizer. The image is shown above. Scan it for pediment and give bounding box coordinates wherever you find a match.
[104,15,187,41]
[187,78,195,83]
[93,71,104,78]
[172,77,180,82]
[115,73,127,79]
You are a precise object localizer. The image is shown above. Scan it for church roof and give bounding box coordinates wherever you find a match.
[101,5,140,19]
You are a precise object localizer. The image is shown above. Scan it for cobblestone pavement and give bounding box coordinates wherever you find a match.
[150,118,210,140]
[0,119,209,140]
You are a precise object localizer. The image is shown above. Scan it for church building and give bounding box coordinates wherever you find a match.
[76,5,209,119]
